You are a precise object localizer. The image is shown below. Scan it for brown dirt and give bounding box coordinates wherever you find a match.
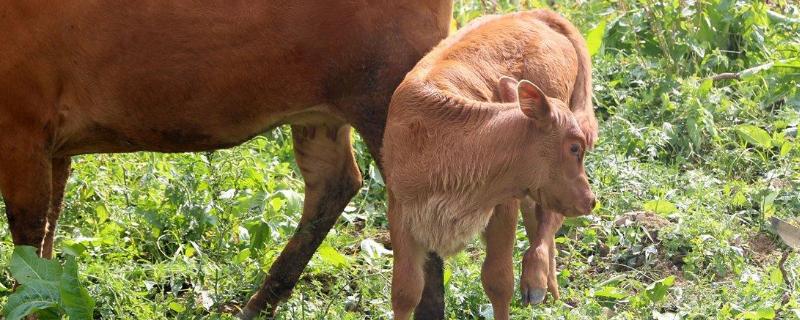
[614,211,673,243]
[614,211,673,229]
[746,232,779,266]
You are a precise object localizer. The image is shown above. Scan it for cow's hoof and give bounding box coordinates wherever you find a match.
[236,307,258,320]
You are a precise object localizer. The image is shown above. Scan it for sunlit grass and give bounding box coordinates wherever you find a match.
[2,0,799,319]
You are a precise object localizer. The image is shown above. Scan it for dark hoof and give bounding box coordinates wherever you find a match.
[521,287,546,306]
[236,307,259,320]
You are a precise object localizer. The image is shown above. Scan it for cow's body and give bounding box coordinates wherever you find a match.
[0,1,452,318]
[2,1,449,155]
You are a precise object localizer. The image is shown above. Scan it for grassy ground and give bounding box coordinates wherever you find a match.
[2,0,799,319]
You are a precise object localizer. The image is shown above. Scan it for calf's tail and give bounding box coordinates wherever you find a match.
[530,10,598,148]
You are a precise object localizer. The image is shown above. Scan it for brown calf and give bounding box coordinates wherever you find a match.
[0,1,452,318]
[382,9,597,319]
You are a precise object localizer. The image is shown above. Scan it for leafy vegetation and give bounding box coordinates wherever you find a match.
[2,0,799,318]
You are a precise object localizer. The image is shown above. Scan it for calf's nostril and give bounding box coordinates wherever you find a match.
[589,198,596,211]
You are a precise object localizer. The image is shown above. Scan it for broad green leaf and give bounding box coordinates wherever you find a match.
[585,19,607,57]
[276,189,303,214]
[735,125,772,148]
[247,221,271,250]
[732,190,747,207]
[60,256,95,320]
[761,192,778,219]
[769,267,783,285]
[773,58,800,68]
[168,302,186,313]
[10,246,62,285]
[3,300,58,320]
[644,200,677,216]
[780,142,793,157]
[687,118,701,149]
[593,286,626,300]
[269,197,284,212]
[645,276,675,303]
[3,280,60,320]
[233,248,251,264]
[94,204,109,223]
[317,245,350,268]
[62,242,87,257]
[699,79,713,95]
[184,245,196,258]
[32,306,60,320]
[741,308,776,319]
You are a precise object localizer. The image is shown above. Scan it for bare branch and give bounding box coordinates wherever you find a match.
[707,72,741,81]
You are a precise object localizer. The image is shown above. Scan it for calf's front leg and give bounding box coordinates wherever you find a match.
[388,195,427,320]
[520,197,564,305]
[481,200,519,320]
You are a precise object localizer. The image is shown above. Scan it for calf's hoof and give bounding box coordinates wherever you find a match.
[521,287,547,305]
[520,247,549,305]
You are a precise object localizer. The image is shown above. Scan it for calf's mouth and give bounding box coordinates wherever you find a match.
[526,188,593,217]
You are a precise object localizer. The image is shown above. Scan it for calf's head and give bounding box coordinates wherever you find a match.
[499,77,595,217]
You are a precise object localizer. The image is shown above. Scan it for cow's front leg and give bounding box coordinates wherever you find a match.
[0,125,55,257]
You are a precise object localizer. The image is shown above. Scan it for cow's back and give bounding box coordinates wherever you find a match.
[0,0,451,156]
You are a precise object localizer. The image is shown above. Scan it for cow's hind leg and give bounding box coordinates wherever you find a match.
[415,253,445,320]
[0,132,53,256]
[481,200,519,320]
[520,198,564,305]
[40,157,71,258]
[240,123,362,319]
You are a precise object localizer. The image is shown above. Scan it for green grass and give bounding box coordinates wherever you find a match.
[2,0,800,319]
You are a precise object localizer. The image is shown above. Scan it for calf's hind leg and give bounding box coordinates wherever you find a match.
[240,123,362,319]
[481,200,519,320]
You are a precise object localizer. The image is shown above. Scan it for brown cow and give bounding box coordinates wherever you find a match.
[382,9,597,319]
[0,1,452,318]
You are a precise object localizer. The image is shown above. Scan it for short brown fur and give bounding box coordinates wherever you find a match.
[0,1,452,318]
[383,9,597,319]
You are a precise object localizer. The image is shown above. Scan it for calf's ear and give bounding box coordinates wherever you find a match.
[517,80,552,121]
[498,76,518,103]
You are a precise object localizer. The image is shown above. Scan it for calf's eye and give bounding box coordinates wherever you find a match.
[570,144,580,154]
